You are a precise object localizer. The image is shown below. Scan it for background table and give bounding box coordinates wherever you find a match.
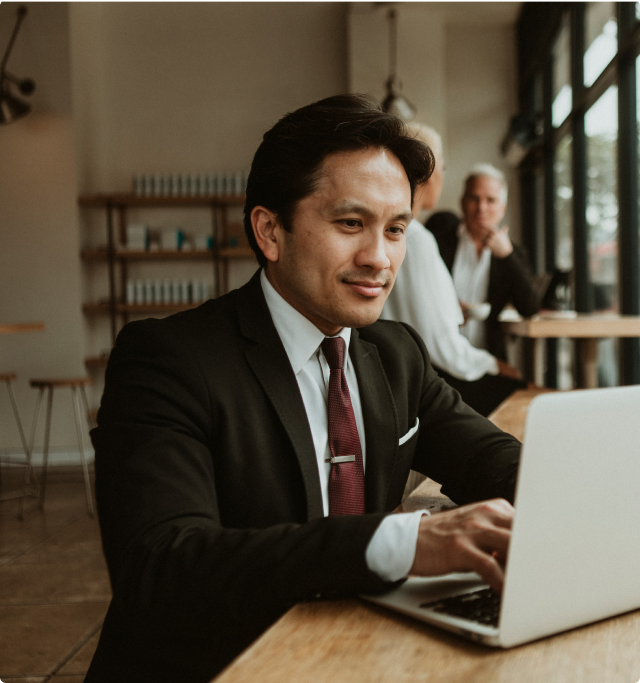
[501,313,640,388]
[212,389,640,683]
[0,322,45,335]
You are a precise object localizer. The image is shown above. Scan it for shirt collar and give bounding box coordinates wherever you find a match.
[260,269,352,376]
[460,222,490,259]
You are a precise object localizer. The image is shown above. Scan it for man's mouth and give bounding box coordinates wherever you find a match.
[343,279,388,298]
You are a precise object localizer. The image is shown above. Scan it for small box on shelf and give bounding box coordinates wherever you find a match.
[126,278,212,306]
[132,170,248,199]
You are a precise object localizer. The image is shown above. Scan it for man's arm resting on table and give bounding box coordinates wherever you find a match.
[496,243,540,317]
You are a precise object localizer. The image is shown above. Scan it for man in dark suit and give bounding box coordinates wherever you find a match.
[86,96,519,683]
[426,165,539,362]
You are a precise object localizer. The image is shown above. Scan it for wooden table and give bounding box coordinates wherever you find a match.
[501,313,640,388]
[214,389,640,683]
[0,322,45,335]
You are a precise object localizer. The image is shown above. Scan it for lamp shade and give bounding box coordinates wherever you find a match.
[382,77,416,123]
[0,6,34,125]
[0,88,31,124]
[381,9,416,123]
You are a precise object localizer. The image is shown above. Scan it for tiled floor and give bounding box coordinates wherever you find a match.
[0,466,110,682]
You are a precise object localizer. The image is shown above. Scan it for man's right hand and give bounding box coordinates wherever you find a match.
[496,359,522,380]
[410,499,514,592]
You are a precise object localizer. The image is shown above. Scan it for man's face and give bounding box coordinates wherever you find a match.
[461,175,507,242]
[264,147,412,336]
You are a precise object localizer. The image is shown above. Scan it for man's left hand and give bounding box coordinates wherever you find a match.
[484,226,513,259]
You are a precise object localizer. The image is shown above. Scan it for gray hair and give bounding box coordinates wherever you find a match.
[406,122,443,166]
[463,163,508,203]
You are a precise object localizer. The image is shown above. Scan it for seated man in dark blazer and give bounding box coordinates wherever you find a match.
[426,164,540,362]
[86,96,520,683]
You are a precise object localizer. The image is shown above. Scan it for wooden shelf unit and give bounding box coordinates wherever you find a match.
[83,302,202,314]
[79,192,255,354]
[78,193,245,208]
[81,247,255,261]
[81,248,213,261]
[84,355,110,368]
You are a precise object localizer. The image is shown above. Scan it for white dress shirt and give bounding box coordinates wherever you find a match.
[452,222,492,350]
[260,270,425,582]
[382,219,498,381]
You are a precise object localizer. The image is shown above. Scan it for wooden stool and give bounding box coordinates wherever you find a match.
[26,377,94,517]
[0,373,37,515]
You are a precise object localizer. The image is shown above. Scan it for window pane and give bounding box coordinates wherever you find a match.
[585,86,618,314]
[552,14,572,127]
[554,136,575,389]
[555,135,573,271]
[637,54,640,265]
[586,86,619,387]
[584,2,617,88]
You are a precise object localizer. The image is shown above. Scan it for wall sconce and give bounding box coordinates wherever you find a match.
[501,113,543,168]
[381,9,416,122]
[1,6,36,125]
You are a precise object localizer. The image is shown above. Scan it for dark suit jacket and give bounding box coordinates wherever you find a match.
[86,270,520,683]
[426,211,540,359]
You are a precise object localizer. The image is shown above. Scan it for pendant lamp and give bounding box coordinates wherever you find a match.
[0,6,35,125]
[381,9,416,122]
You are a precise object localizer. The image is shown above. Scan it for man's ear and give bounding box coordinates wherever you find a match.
[251,206,282,263]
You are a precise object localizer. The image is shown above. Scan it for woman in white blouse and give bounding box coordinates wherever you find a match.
[381,124,525,418]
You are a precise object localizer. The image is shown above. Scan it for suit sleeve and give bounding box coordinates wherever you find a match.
[400,323,521,504]
[497,245,540,317]
[92,319,394,677]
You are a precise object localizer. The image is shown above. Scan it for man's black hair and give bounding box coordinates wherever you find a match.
[243,93,435,267]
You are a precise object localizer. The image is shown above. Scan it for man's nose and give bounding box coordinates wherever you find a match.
[356,232,391,271]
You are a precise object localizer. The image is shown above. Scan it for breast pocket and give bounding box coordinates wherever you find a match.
[399,417,420,446]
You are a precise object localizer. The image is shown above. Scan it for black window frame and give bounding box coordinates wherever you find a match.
[517,1,640,386]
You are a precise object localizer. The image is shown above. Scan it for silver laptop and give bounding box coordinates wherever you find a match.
[364,385,640,647]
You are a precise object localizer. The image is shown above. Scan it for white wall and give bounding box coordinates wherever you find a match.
[69,2,349,193]
[67,1,351,390]
[348,2,521,236]
[0,2,86,455]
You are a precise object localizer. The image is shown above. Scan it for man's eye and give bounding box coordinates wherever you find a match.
[388,226,405,235]
[343,219,360,228]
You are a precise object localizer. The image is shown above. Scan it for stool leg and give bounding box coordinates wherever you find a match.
[7,380,31,468]
[20,387,44,519]
[6,380,33,520]
[71,386,94,517]
[38,386,54,510]
[79,385,95,429]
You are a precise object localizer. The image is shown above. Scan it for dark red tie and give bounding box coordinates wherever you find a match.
[321,337,365,515]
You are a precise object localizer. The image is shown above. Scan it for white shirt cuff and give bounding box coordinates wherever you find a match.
[486,356,500,375]
[365,509,429,582]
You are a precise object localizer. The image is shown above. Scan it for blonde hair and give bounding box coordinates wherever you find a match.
[406,122,443,166]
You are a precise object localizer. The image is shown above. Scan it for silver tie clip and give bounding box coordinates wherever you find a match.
[325,455,356,464]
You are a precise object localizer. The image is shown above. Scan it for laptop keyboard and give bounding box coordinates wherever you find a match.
[420,587,501,627]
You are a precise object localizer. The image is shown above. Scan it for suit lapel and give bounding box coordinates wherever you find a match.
[235,273,324,520]
[350,329,399,513]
